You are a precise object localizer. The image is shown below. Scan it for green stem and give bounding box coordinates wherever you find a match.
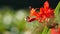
[42,26,49,34]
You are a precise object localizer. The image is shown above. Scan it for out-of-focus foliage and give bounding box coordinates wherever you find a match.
[0,7,27,34]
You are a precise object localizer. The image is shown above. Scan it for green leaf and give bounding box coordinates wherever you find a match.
[47,29,51,34]
[42,26,49,34]
[54,1,60,16]
[54,2,60,23]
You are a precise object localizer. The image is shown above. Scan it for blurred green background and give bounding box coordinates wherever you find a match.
[0,7,42,34]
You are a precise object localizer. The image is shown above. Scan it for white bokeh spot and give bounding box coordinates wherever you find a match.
[24,30,32,34]
[15,10,26,20]
[3,14,12,25]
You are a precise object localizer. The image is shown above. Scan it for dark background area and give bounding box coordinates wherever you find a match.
[0,0,59,10]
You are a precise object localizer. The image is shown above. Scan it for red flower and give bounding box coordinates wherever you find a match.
[50,28,60,34]
[25,1,54,23]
